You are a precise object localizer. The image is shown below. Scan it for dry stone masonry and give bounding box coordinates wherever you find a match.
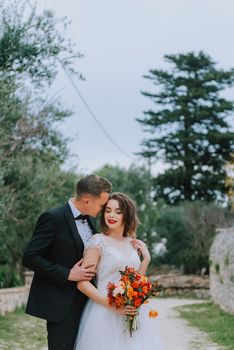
[210,227,234,314]
[0,271,32,315]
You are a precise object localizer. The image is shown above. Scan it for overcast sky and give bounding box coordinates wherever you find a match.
[37,0,234,174]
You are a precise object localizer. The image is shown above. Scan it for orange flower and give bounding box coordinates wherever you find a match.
[134,298,142,307]
[127,287,134,299]
[115,296,125,308]
[122,276,128,283]
[149,310,158,318]
[142,286,149,294]
[132,281,140,289]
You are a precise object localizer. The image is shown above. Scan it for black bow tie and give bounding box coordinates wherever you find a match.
[75,214,89,221]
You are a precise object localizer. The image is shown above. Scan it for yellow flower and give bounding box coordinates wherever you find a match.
[141,276,148,283]
[127,287,134,299]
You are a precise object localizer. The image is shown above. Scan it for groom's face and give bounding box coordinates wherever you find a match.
[85,192,109,217]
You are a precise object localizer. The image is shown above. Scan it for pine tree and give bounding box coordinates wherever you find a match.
[137,51,234,204]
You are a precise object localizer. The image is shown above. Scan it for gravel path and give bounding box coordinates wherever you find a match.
[41,298,225,350]
[154,298,225,350]
[40,298,224,350]
[0,298,225,350]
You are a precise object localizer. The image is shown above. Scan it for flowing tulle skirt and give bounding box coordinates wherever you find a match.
[74,299,166,350]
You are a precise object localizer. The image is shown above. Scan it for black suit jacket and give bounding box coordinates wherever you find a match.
[22,203,96,323]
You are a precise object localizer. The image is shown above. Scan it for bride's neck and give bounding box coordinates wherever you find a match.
[106,228,124,240]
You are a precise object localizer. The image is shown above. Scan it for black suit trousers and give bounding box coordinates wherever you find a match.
[47,297,86,350]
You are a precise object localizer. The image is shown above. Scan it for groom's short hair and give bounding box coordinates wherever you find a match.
[75,174,112,199]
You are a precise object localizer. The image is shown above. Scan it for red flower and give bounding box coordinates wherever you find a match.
[134,298,142,307]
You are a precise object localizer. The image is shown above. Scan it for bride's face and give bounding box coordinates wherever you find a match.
[104,199,124,230]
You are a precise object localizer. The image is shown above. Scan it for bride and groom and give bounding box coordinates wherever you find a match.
[22,175,164,350]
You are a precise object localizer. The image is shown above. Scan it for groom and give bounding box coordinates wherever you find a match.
[22,174,112,350]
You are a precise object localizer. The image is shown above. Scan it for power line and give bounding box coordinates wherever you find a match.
[29,0,134,160]
[62,66,134,160]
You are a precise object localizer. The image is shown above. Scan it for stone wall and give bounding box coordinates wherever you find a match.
[0,269,211,315]
[0,285,30,315]
[0,271,33,315]
[151,273,210,299]
[210,227,234,314]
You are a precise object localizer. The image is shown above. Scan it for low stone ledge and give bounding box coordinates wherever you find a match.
[157,274,209,289]
[150,274,210,299]
[0,286,29,315]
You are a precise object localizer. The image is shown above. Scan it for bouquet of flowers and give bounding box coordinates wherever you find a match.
[107,266,161,337]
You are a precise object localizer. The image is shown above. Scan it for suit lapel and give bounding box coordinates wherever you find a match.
[64,204,84,254]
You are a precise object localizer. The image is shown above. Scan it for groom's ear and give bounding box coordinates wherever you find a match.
[82,194,90,205]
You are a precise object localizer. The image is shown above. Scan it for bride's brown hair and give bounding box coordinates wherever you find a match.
[100,192,139,238]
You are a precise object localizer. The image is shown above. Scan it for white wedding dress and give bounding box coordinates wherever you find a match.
[74,233,165,350]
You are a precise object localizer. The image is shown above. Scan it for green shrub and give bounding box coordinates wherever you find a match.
[155,201,233,274]
[0,265,23,288]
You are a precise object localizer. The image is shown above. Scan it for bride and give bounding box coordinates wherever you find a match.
[74,192,165,350]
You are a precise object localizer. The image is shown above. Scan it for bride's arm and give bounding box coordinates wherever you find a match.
[131,239,151,275]
[77,248,109,308]
[77,247,137,316]
[138,259,150,275]
[78,281,109,308]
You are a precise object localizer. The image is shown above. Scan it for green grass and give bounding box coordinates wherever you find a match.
[0,307,47,350]
[177,302,234,350]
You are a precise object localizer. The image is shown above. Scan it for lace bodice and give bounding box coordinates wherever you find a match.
[85,233,141,295]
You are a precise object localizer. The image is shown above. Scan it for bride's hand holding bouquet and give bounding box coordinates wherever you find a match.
[107,266,161,337]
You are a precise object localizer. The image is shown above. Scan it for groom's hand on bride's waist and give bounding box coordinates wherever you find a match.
[68,259,97,282]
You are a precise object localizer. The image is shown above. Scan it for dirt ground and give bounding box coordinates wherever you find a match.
[0,298,224,350]
[154,298,225,350]
[40,298,225,350]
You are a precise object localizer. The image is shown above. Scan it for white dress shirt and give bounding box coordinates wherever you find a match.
[68,198,93,246]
